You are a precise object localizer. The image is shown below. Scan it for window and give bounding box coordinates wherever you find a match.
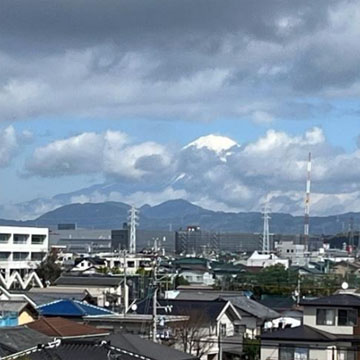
[0,234,10,244]
[316,309,335,325]
[13,252,29,261]
[338,309,357,326]
[13,234,28,244]
[280,346,309,360]
[31,235,45,245]
[31,252,45,261]
[0,252,10,260]
[220,323,227,337]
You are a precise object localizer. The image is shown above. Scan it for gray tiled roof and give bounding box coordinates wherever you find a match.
[0,327,52,357]
[300,294,360,307]
[221,296,279,320]
[108,333,197,360]
[261,325,343,342]
[0,301,29,313]
[54,275,123,287]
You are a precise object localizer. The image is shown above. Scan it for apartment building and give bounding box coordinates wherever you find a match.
[0,226,49,279]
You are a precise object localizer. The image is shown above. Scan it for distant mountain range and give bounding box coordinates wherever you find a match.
[0,199,357,235]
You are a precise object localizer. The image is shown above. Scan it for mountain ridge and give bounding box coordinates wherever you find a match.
[0,199,357,235]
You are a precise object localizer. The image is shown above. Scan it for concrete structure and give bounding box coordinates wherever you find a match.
[276,241,306,265]
[0,226,48,280]
[246,251,289,269]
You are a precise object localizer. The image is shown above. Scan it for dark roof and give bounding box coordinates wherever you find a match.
[25,290,88,306]
[108,333,197,360]
[259,296,295,312]
[27,317,110,338]
[16,339,136,360]
[54,275,123,287]
[300,294,360,307]
[75,257,106,266]
[261,325,360,343]
[261,325,336,342]
[37,299,114,317]
[171,290,278,320]
[221,296,279,320]
[137,298,229,322]
[0,300,30,313]
[0,327,52,357]
[15,337,198,360]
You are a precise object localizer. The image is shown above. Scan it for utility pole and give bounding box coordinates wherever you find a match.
[152,256,158,343]
[304,152,312,251]
[123,250,128,314]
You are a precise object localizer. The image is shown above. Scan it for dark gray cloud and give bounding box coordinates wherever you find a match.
[0,0,358,122]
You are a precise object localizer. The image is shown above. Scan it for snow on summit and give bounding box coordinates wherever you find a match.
[183,134,239,155]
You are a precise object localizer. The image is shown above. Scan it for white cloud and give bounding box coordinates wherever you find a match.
[0,125,25,167]
[22,127,360,217]
[26,130,172,180]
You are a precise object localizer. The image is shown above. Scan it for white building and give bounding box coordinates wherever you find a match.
[276,241,306,265]
[0,226,49,281]
[247,251,289,269]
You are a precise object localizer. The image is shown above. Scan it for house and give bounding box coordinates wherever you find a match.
[136,298,243,360]
[52,274,124,307]
[70,257,106,274]
[27,317,110,339]
[36,299,114,319]
[261,293,360,360]
[0,300,37,326]
[331,261,360,277]
[246,251,289,269]
[84,312,190,337]
[0,326,54,358]
[1,332,198,360]
[178,269,215,286]
[165,289,279,338]
[221,296,279,338]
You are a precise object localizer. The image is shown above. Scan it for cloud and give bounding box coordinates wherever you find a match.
[0,125,30,167]
[25,130,172,181]
[0,1,358,123]
[23,126,360,216]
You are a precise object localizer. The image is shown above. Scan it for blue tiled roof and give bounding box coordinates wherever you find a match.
[36,299,113,317]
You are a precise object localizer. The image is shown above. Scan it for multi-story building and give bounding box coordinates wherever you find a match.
[276,241,306,265]
[261,293,360,360]
[0,226,49,279]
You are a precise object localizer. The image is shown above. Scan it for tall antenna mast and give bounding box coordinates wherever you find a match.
[262,203,271,253]
[128,206,139,254]
[304,152,312,251]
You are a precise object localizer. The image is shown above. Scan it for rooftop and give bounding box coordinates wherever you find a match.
[37,299,114,317]
[27,317,110,338]
[300,294,360,307]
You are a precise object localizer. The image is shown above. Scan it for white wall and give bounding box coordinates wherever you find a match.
[0,226,49,276]
[303,307,354,335]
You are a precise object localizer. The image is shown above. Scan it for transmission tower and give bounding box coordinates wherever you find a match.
[128,206,139,254]
[262,203,271,253]
[304,152,312,251]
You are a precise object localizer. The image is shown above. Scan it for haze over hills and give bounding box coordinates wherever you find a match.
[0,199,357,235]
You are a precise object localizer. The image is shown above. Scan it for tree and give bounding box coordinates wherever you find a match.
[242,338,260,360]
[36,249,62,285]
[174,275,190,288]
[170,309,214,358]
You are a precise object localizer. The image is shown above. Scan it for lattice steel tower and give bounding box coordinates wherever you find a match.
[128,206,139,254]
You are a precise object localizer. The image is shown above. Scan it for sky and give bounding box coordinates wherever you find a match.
[1,0,360,219]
